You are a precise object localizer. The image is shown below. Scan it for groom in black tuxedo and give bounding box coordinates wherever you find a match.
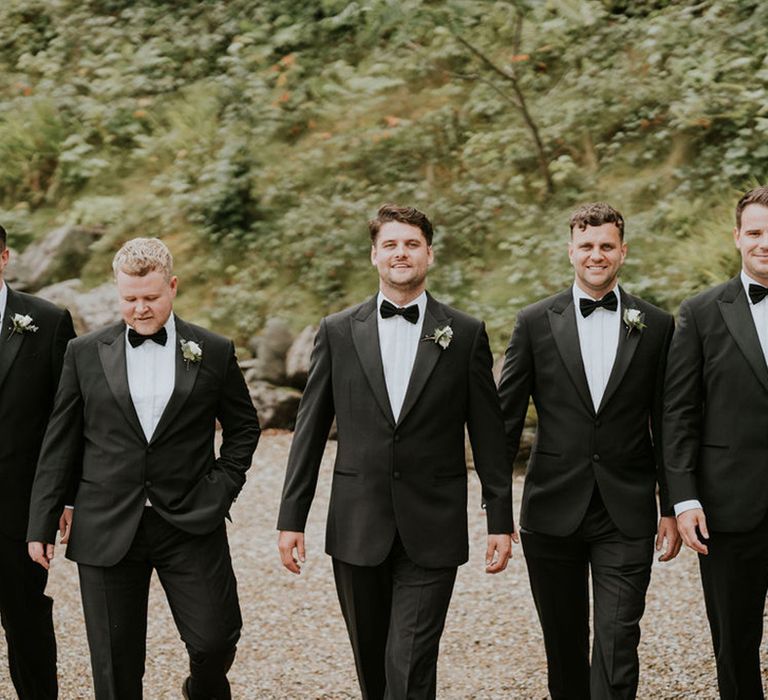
[499,203,680,699]
[0,225,75,699]
[27,238,260,700]
[664,186,768,699]
[277,204,514,699]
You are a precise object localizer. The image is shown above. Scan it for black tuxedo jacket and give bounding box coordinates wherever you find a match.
[664,276,768,532]
[0,287,75,539]
[277,293,513,569]
[499,286,674,539]
[27,315,260,566]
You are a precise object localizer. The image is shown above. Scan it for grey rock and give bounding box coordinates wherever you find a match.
[248,380,302,430]
[285,325,317,389]
[17,225,103,291]
[247,318,294,384]
[4,247,30,290]
[36,279,120,334]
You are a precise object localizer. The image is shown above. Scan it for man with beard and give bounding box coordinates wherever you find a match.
[277,204,514,700]
[499,202,680,699]
[665,186,768,699]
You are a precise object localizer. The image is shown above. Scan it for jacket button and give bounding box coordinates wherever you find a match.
[595,420,601,427]
[393,471,401,479]
[592,454,600,462]
[145,480,152,488]
[394,435,400,442]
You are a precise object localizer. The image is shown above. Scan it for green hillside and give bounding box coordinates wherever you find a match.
[0,0,765,349]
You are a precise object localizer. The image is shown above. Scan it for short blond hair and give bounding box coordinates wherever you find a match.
[112,237,173,281]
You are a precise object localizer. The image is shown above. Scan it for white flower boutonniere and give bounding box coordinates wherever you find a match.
[623,308,646,338]
[179,338,202,369]
[9,313,39,338]
[422,325,453,350]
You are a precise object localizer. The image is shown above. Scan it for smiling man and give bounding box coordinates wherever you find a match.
[499,202,680,699]
[27,238,260,700]
[277,204,514,700]
[664,185,768,699]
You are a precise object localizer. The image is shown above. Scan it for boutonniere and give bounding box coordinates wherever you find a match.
[8,313,39,338]
[179,338,202,369]
[422,325,453,350]
[623,308,646,338]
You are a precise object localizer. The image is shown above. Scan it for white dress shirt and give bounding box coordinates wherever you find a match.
[126,315,176,442]
[0,282,7,336]
[376,291,427,422]
[573,283,621,412]
[675,271,768,516]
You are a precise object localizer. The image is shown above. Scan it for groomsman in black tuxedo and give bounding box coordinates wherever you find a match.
[277,204,514,700]
[664,185,768,699]
[0,225,75,699]
[499,202,681,699]
[27,238,260,700]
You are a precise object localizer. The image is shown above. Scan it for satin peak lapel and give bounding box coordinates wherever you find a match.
[597,288,642,414]
[150,316,201,444]
[396,295,450,427]
[0,288,28,392]
[548,292,594,415]
[351,297,396,426]
[718,280,768,394]
[97,324,146,443]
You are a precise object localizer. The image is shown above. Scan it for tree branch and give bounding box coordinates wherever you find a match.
[451,29,554,193]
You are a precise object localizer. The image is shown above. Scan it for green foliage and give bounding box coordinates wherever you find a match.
[0,0,765,348]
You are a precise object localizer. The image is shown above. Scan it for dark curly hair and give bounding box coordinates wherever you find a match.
[368,204,434,245]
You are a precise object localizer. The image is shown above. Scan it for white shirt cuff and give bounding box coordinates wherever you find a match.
[64,505,74,510]
[674,499,702,516]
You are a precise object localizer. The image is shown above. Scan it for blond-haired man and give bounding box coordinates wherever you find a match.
[27,238,260,700]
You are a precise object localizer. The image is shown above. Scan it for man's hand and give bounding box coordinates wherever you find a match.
[28,542,55,570]
[485,534,513,574]
[278,531,306,574]
[655,516,682,562]
[59,508,73,545]
[676,508,709,555]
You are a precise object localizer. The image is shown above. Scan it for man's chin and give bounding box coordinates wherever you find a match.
[132,322,160,335]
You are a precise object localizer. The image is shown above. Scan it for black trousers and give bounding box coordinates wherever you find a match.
[77,508,241,700]
[0,532,58,699]
[699,511,768,700]
[332,533,457,700]
[521,488,654,700]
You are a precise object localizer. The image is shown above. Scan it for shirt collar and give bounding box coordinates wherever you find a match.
[741,270,767,305]
[572,282,622,317]
[125,313,176,345]
[572,282,620,303]
[0,282,7,321]
[377,290,427,317]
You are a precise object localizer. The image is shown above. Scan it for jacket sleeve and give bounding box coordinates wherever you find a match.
[651,313,675,517]
[51,308,80,505]
[498,310,535,471]
[662,299,703,506]
[466,322,514,534]
[28,342,84,543]
[214,340,261,501]
[276,319,335,532]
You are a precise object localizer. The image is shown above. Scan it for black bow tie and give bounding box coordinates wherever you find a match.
[579,290,618,318]
[128,326,168,348]
[380,299,420,324]
[749,283,768,305]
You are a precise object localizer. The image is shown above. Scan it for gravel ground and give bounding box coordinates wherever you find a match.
[1,431,759,698]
